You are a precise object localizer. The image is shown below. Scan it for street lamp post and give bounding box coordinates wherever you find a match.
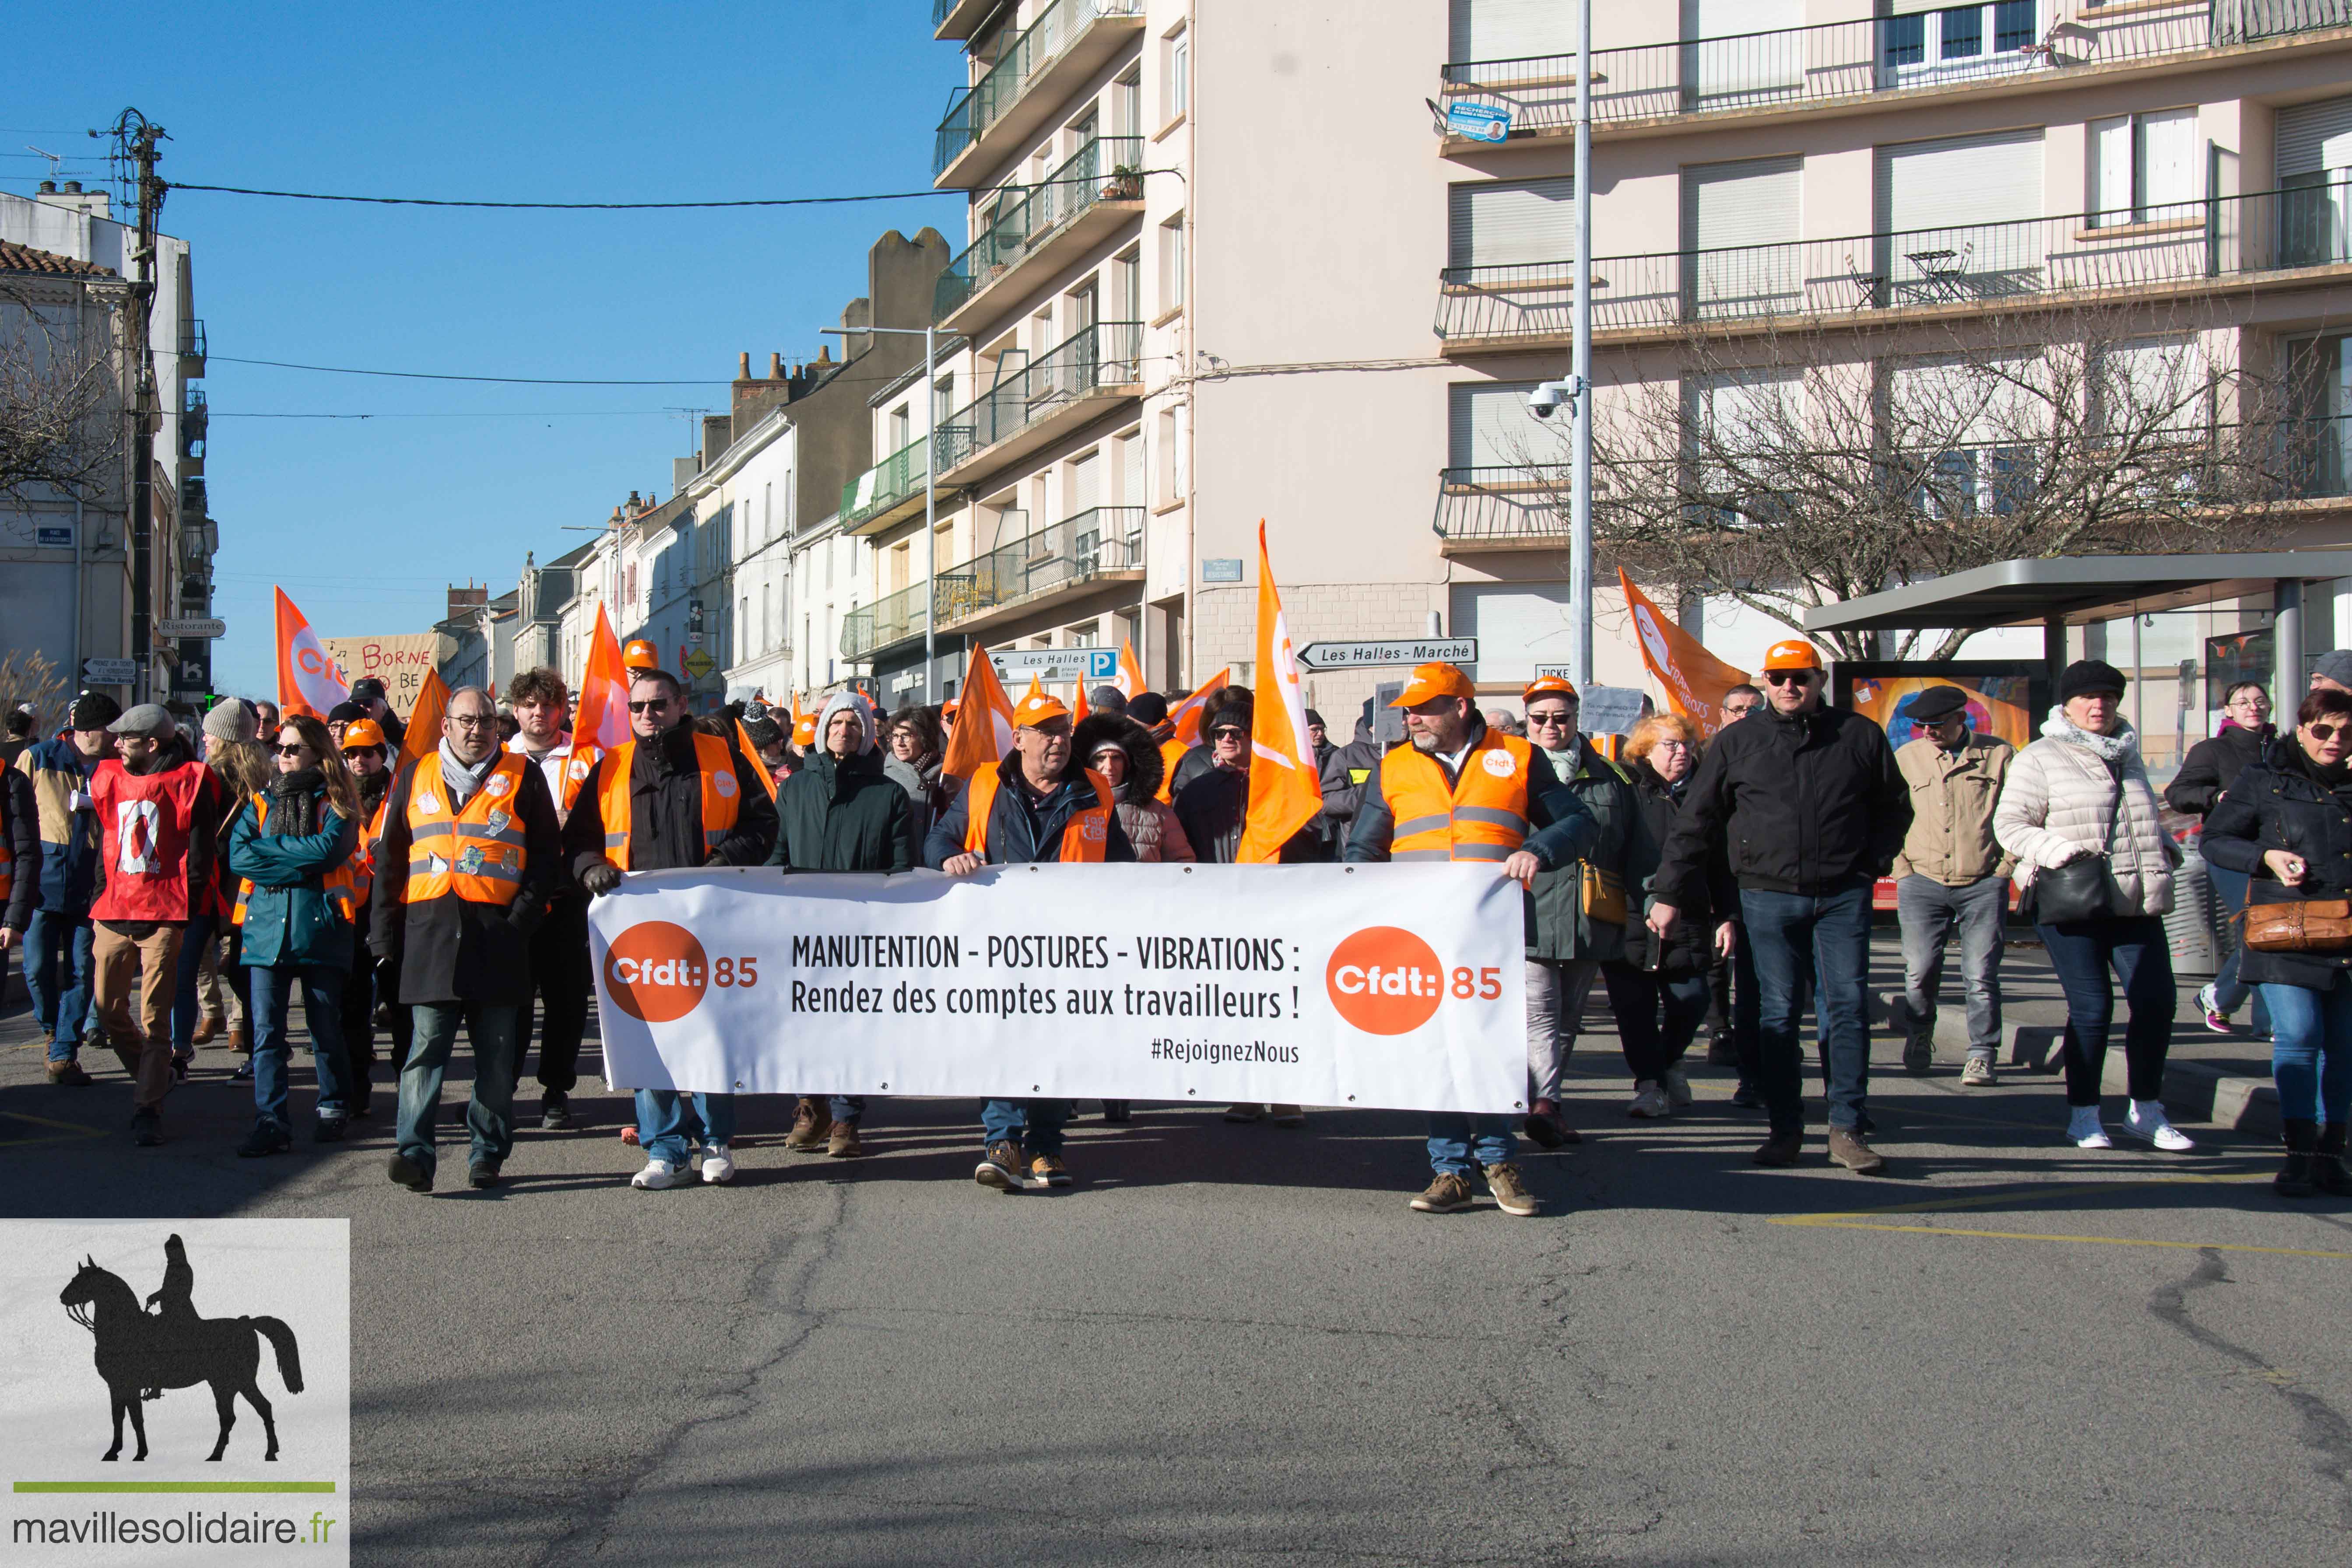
[825,323,941,704]
[1570,0,1594,691]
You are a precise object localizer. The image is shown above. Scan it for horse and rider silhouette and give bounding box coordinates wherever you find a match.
[60,1236,304,1463]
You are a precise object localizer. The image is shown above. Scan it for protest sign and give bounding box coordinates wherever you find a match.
[587,863,1526,1112]
[317,634,443,719]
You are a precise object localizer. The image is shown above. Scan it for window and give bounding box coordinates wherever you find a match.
[1449,382,1570,473]
[890,403,911,451]
[763,482,772,542]
[1157,409,1180,503]
[2094,336,2207,437]
[1452,0,1578,61]
[1682,157,1802,318]
[739,596,749,661]
[1112,248,1141,321]
[1113,70,1142,138]
[1875,128,2043,293]
[2089,108,2201,227]
[1162,25,1189,120]
[1158,216,1185,313]
[1683,0,1802,100]
[1448,177,1576,270]
[1881,2,2039,75]
[762,582,773,652]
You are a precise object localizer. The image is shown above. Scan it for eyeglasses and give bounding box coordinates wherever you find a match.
[340,747,374,759]
[273,744,310,758]
[2311,722,2346,741]
[1210,727,1247,741]
[1652,739,1691,751]
[1763,670,1814,687]
[1526,711,1575,726]
[626,699,671,714]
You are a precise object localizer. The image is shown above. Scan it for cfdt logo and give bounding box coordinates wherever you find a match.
[604,922,709,1022]
[1324,926,1502,1036]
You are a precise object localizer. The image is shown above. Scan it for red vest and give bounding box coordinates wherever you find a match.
[90,760,208,923]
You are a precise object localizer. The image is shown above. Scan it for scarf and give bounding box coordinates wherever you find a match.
[1539,742,1580,780]
[265,767,324,836]
[439,740,496,809]
[2041,707,2138,765]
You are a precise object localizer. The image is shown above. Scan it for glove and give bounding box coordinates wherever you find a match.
[580,862,621,896]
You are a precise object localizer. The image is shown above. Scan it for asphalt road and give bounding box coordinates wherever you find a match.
[5,982,2350,1566]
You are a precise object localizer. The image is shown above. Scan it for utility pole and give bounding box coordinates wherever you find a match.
[1569,0,1594,691]
[111,110,168,704]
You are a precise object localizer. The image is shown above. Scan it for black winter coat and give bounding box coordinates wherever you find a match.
[1654,702,1909,907]
[368,754,562,1006]
[1620,763,1729,978]
[924,756,1137,866]
[1172,765,1323,864]
[2163,723,2273,816]
[561,722,777,880]
[764,747,913,872]
[0,764,39,934]
[2200,739,2352,989]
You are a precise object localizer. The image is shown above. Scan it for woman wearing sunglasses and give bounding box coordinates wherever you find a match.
[2166,682,2275,1034]
[223,713,365,1154]
[1994,660,2189,1152]
[2199,686,2352,1195]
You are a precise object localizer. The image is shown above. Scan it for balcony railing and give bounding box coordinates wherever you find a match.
[1430,467,1566,543]
[181,387,207,460]
[939,321,1143,469]
[1438,1,2352,137]
[179,317,205,362]
[939,505,1146,623]
[934,0,1144,177]
[841,431,945,529]
[841,579,939,660]
[935,136,1144,322]
[1437,180,2352,344]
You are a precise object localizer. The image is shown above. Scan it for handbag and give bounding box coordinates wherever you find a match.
[2240,898,2352,952]
[2029,773,2123,923]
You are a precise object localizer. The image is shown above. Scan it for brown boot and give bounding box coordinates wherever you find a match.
[827,1119,864,1158]
[228,1024,251,1054]
[785,1097,833,1151]
[191,1014,223,1045]
[1827,1127,1888,1175]
[48,1059,93,1087]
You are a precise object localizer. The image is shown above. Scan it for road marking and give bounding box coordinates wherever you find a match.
[1770,1173,2352,1259]
[0,1109,106,1148]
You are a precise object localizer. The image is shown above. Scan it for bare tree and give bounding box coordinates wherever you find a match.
[1548,303,2317,661]
[0,649,69,735]
[0,278,126,503]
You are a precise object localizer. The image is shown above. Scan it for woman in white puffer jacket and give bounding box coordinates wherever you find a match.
[1994,659,2191,1152]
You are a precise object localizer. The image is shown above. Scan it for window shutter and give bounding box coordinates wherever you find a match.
[1683,156,1803,316]
[1876,128,2042,283]
[2277,95,2352,178]
[2138,107,2200,212]
[1122,434,1144,505]
[1683,0,1804,98]
[1449,0,1577,61]
[1450,382,1567,470]
[1448,177,1577,268]
[2088,116,2132,225]
[1070,451,1099,516]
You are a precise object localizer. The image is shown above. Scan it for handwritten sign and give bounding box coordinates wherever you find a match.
[318,634,444,719]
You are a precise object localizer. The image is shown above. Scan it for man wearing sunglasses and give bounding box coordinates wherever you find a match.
[1650,640,1910,1175]
[564,669,776,1189]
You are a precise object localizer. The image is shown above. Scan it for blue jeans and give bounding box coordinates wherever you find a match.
[635,1089,737,1167]
[172,912,219,1056]
[2037,916,2174,1106]
[1426,1113,1515,1175]
[2258,978,2352,1126]
[248,964,351,1127]
[24,909,94,1061]
[981,1098,1069,1155]
[829,1094,866,1123]
[397,1001,521,1175]
[1741,883,1874,1135]
[2202,864,2271,1029]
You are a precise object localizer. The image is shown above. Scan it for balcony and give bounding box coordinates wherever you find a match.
[933,0,1147,187]
[1436,181,2352,351]
[178,317,205,375]
[841,579,941,661]
[1430,468,1569,551]
[937,321,1144,485]
[180,387,207,465]
[1438,1,2352,145]
[938,506,1146,634]
[935,136,1144,330]
[840,432,960,537]
[933,0,995,41]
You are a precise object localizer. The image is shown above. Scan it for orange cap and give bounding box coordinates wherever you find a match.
[1760,638,1824,673]
[341,718,386,750]
[1522,675,1578,703]
[792,712,818,745]
[621,639,660,671]
[1013,688,1072,728]
[1388,662,1475,708]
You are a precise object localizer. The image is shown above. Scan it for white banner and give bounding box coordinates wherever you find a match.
[586,864,1527,1113]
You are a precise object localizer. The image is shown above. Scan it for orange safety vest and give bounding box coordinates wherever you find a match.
[596,733,741,871]
[962,765,1116,863]
[558,743,604,812]
[233,796,365,926]
[1380,732,1534,863]
[403,754,533,905]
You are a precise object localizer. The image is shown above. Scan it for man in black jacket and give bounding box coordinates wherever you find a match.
[1650,640,1910,1174]
[766,691,911,1158]
[564,670,776,1188]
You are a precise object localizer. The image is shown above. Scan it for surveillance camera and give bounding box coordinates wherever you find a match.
[1527,376,1580,421]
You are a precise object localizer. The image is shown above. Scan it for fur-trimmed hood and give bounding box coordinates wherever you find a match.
[1072,713,1164,802]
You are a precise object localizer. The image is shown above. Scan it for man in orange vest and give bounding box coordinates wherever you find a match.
[1345,663,1597,1218]
[369,686,563,1192]
[565,667,776,1189]
[930,685,1135,1192]
[87,704,224,1147]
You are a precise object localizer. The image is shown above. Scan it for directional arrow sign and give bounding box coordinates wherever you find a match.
[157,617,227,640]
[82,658,140,685]
[1295,638,1477,671]
[990,647,1116,681]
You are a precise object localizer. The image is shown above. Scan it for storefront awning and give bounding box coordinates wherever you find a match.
[1803,552,2352,634]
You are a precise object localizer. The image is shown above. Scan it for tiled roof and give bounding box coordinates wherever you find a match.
[0,240,116,278]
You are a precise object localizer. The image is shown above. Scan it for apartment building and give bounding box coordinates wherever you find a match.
[0,183,212,706]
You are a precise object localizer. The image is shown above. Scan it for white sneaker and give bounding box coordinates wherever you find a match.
[700,1145,736,1184]
[1627,1082,1673,1119]
[2068,1106,2113,1149]
[1662,1067,1693,1108]
[2124,1100,2195,1152]
[631,1159,681,1189]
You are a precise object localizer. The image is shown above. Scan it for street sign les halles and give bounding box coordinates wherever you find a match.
[1295,638,1477,670]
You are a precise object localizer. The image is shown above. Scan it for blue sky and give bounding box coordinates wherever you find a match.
[5,2,962,695]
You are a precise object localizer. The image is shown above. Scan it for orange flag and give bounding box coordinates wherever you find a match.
[1073,678,1091,723]
[573,604,632,755]
[1617,569,1755,737]
[941,645,1018,779]
[1238,523,1322,863]
[399,667,449,769]
[1114,639,1144,698]
[1169,667,1229,746]
[274,588,350,716]
[736,718,778,799]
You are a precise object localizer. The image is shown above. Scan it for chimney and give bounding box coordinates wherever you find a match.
[768,352,783,379]
[627,490,642,512]
[816,344,832,364]
[34,181,112,219]
[61,180,82,194]
[36,180,56,195]
[737,352,751,380]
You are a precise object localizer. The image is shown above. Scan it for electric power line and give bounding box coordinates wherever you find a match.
[165,166,1174,211]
